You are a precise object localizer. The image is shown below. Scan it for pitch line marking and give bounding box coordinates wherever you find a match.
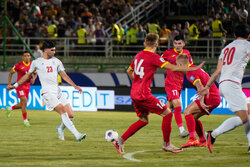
[123,146,247,162]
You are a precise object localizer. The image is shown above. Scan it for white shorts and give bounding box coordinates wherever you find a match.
[42,90,69,111]
[219,81,248,112]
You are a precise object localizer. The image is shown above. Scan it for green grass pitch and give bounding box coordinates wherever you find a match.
[0,110,249,167]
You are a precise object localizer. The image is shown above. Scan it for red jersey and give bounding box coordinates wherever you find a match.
[162,48,193,90]
[12,61,32,89]
[186,65,220,96]
[129,49,168,100]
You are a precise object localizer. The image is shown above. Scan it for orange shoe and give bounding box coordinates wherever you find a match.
[196,141,206,147]
[181,139,199,148]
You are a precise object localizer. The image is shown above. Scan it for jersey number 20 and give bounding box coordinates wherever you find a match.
[134,59,144,78]
[222,47,235,65]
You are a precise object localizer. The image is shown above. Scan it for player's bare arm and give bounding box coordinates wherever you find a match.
[7,69,15,86]
[31,72,38,85]
[59,70,82,94]
[163,61,205,72]
[127,67,134,81]
[195,80,210,114]
[7,72,32,90]
[199,59,222,96]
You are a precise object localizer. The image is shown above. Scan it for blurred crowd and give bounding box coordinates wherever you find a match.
[0,0,249,49]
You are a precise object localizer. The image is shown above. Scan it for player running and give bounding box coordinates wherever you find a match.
[162,35,193,137]
[175,54,221,148]
[199,24,250,153]
[113,33,204,154]
[7,40,86,142]
[6,51,37,127]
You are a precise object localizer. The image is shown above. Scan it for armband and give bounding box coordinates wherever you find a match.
[13,82,19,88]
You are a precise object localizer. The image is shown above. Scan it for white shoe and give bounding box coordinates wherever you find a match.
[56,126,64,141]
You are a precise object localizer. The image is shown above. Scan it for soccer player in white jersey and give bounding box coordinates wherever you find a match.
[199,24,250,153]
[7,40,86,142]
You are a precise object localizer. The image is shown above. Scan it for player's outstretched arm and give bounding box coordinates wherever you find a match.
[199,59,222,96]
[59,71,82,93]
[163,61,205,72]
[7,72,32,90]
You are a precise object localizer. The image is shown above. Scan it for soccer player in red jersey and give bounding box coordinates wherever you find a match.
[6,51,37,127]
[112,33,204,154]
[175,54,221,148]
[162,35,193,137]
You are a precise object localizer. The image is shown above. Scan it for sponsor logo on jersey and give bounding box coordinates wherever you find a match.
[190,75,195,81]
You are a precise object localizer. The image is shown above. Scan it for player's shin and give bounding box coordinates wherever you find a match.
[185,114,196,140]
[61,112,81,139]
[121,120,148,142]
[162,112,173,146]
[195,120,206,142]
[212,116,243,138]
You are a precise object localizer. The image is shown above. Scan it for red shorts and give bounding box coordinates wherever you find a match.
[195,95,221,115]
[16,87,30,99]
[165,86,181,101]
[132,94,167,117]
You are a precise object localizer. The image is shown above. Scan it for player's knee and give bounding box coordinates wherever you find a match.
[183,109,191,116]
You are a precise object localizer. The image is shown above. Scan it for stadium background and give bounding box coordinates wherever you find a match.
[0,0,250,114]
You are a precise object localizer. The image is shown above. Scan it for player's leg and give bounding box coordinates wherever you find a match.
[207,83,248,152]
[19,96,30,127]
[54,104,86,141]
[6,103,21,117]
[57,104,75,140]
[160,108,183,153]
[172,98,189,137]
[193,113,206,146]
[6,89,23,117]
[181,102,201,147]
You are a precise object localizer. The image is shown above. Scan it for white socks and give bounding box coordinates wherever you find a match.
[179,126,185,133]
[212,116,243,138]
[243,115,250,146]
[61,112,81,139]
[60,117,74,131]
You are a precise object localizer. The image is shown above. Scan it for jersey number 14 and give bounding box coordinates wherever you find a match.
[134,59,144,78]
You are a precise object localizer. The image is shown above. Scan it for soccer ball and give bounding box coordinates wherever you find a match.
[105,130,119,142]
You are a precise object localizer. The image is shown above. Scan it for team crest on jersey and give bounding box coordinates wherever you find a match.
[171,55,176,57]
[160,58,166,62]
[21,67,24,69]
[190,76,195,81]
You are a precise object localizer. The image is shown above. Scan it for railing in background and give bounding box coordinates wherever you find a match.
[0,37,233,58]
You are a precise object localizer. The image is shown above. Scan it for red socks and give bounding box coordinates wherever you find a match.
[162,112,173,146]
[22,112,27,120]
[174,106,183,127]
[11,106,16,110]
[195,120,206,142]
[121,120,148,142]
[185,114,196,140]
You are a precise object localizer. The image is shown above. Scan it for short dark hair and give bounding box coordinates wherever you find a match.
[145,33,158,47]
[174,35,185,41]
[23,51,30,55]
[42,40,56,50]
[234,24,250,38]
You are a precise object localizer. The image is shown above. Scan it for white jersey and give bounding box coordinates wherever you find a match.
[29,57,65,93]
[219,39,250,84]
